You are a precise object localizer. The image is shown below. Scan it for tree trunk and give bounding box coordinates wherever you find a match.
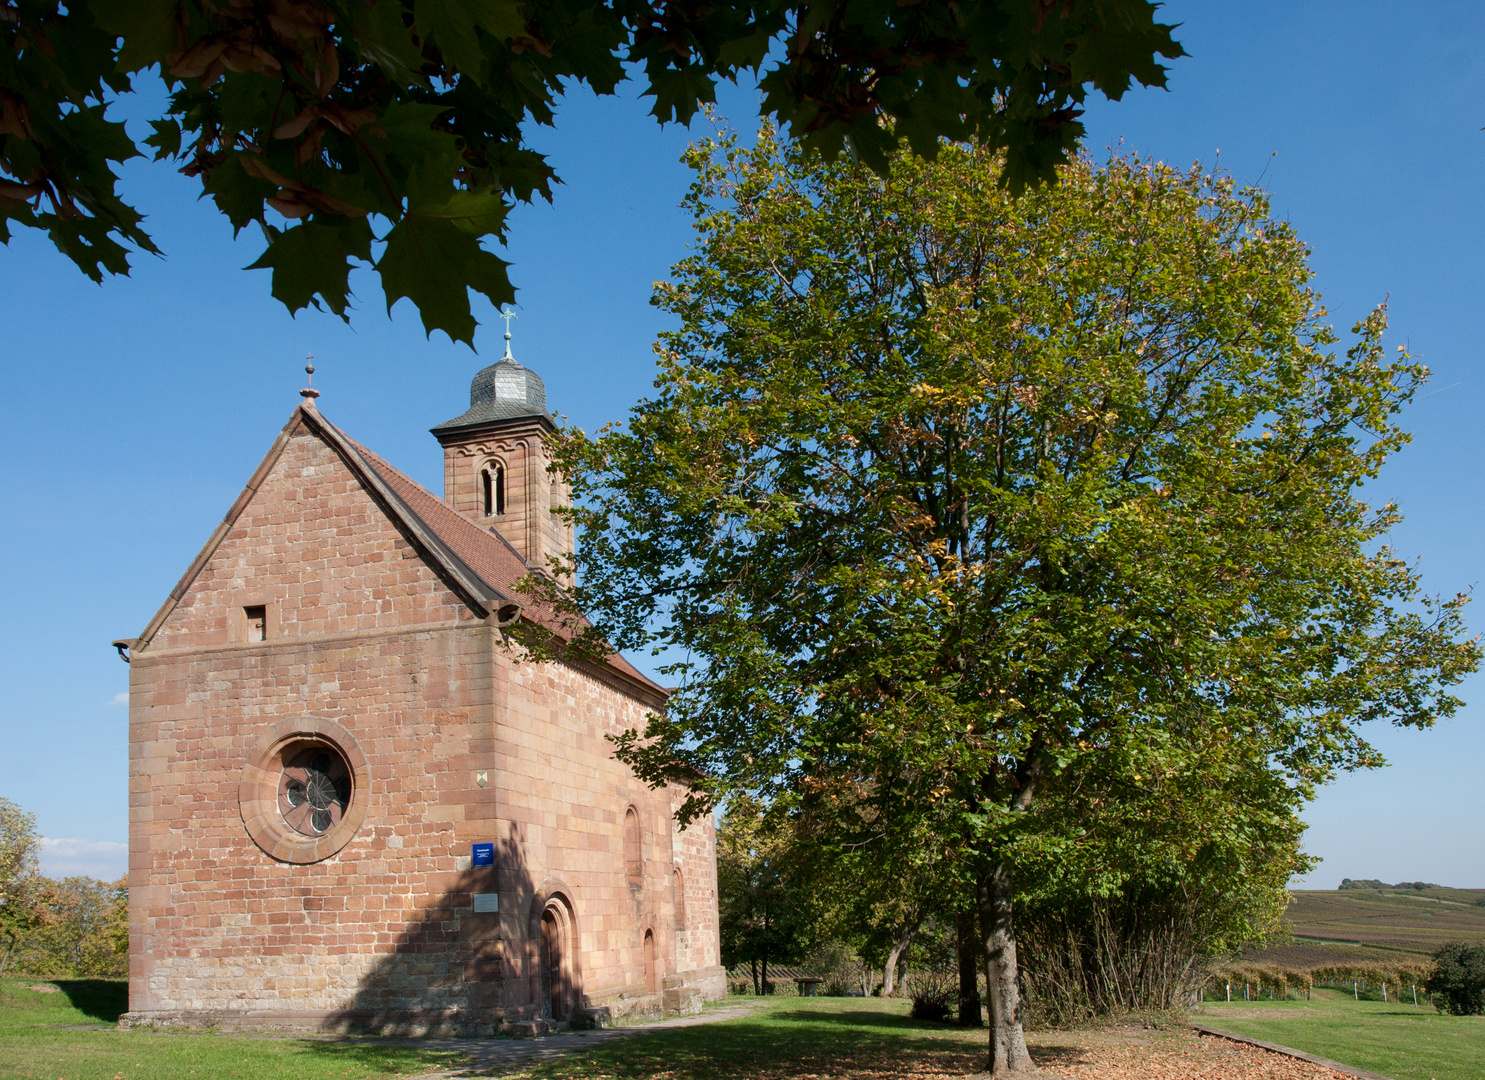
[751,958,760,996]
[882,923,918,997]
[977,862,1034,1074]
[0,932,14,978]
[957,908,984,1026]
[762,954,770,995]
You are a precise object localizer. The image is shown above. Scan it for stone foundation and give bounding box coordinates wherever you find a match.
[118,1008,492,1036]
[118,965,728,1035]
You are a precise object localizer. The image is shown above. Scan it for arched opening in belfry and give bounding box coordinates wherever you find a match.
[480,464,506,517]
[673,867,686,931]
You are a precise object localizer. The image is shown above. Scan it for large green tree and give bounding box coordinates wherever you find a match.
[518,128,1479,1072]
[715,795,816,993]
[1,0,1183,345]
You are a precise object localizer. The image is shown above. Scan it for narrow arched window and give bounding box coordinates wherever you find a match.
[481,464,507,517]
[624,807,642,885]
[643,928,657,992]
[673,867,686,930]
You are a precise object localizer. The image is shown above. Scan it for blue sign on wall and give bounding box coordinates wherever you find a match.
[471,842,494,867]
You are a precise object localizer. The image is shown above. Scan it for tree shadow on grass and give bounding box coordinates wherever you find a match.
[523,1010,987,1080]
[282,1039,465,1073]
[52,980,128,1024]
[767,1007,962,1032]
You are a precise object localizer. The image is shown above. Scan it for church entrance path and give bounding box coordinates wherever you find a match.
[399,999,771,1079]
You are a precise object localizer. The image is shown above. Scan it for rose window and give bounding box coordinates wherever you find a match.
[278,746,352,836]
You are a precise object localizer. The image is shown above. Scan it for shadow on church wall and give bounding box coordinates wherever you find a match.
[323,825,582,1037]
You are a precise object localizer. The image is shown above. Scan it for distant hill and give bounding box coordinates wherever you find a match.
[1241,885,1485,968]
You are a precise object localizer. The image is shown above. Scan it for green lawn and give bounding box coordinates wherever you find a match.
[23,978,1472,1080]
[1197,987,1485,1080]
[0,979,462,1080]
[1,986,998,1080]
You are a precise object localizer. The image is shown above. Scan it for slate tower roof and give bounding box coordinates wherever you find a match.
[430,356,550,435]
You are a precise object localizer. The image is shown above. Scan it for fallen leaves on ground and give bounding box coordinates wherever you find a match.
[1033,1028,1348,1079]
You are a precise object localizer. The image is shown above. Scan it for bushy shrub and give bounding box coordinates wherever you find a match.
[901,918,959,1021]
[802,939,866,996]
[1015,883,1268,1026]
[1427,942,1485,1015]
[907,964,956,1022]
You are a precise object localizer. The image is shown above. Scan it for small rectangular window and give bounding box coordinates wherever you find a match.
[245,605,267,642]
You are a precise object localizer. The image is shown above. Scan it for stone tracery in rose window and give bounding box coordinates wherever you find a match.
[278,747,352,835]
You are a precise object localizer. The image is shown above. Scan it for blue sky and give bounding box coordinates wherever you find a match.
[0,1,1480,889]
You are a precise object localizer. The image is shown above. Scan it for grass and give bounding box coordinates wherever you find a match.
[15,978,1478,1080]
[503,997,997,1080]
[1,987,1010,1080]
[1197,986,1485,1080]
[0,978,463,1080]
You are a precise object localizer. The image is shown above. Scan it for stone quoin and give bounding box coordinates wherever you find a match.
[113,347,724,1035]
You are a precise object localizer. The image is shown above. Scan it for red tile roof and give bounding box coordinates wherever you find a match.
[340,430,661,695]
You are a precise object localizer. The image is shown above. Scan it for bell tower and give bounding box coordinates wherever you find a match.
[431,326,574,573]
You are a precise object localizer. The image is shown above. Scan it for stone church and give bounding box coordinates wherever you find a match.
[114,346,724,1034]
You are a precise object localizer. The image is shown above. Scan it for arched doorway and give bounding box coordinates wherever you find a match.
[539,900,572,1021]
[643,928,657,994]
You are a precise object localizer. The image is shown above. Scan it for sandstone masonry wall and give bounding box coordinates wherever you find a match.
[127,426,720,1034]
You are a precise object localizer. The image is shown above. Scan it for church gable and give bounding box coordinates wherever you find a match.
[145,415,477,653]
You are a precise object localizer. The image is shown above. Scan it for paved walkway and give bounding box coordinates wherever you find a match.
[402,1000,767,1078]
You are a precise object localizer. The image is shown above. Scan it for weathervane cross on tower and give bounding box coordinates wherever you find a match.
[500,307,517,359]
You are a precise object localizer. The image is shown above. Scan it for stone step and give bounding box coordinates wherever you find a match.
[662,987,704,1016]
[500,1017,559,1038]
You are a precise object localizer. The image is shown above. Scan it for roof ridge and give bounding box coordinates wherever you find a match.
[342,434,527,564]
[338,428,661,697]
[299,410,508,618]
[129,405,665,702]
[338,435,569,604]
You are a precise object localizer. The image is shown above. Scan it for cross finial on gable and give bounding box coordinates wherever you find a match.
[300,353,320,407]
[500,308,517,360]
